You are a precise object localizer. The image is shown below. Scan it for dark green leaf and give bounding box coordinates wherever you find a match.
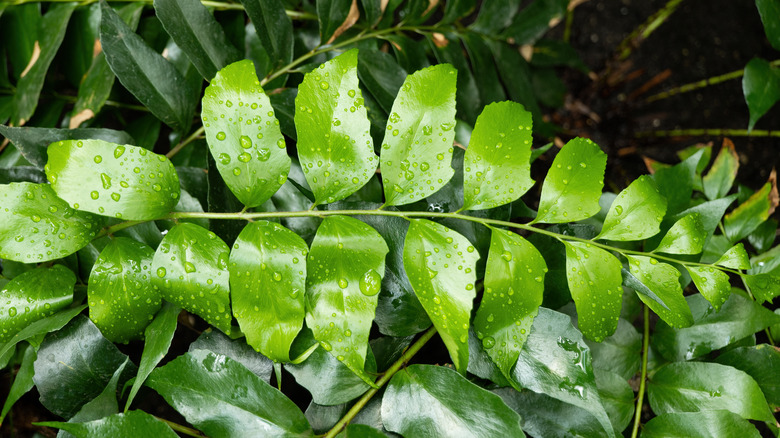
[63,359,129,432]
[724,178,778,243]
[381,64,457,206]
[533,138,607,224]
[0,305,85,360]
[100,0,196,132]
[757,0,780,50]
[0,345,36,425]
[202,59,290,208]
[461,33,506,106]
[627,255,692,328]
[403,219,479,374]
[441,0,476,24]
[306,215,388,385]
[654,213,706,255]
[530,39,589,73]
[357,49,405,114]
[239,0,293,72]
[38,411,178,437]
[190,329,273,382]
[686,266,731,310]
[206,152,245,245]
[653,149,703,216]
[269,88,298,140]
[594,369,634,434]
[382,364,525,438]
[0,182,103,262]
[295,49,377,205]
[642,410,761,438]
[742,272,780,303]
[470,0,520,35]
[230,220,307,362]
[0,166,46,184]
[502,0,568,44]
[88,237,160,343]
[748,218,777,253]
[46,139,180,220]
[648,361,774,422]
[336,424,387,437]
[596,175,666,241]
[317,0,357,44]
[147,349,312,436]
[716,345,780,406]
[702,140,739,200]
[743,57,780,131]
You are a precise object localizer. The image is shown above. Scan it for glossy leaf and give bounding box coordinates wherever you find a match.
[653,293,780,361]
[702,139,739,201]
[125,302,179,411]
[88,237,160,343]
[627,255,693,329]
[357,49,406,114]
[39,411,178,437]
[382,364,525,438]
[461,33,506,106]
[33,316,135,419]
[336,424,387,438]
[648,361,774,422]
[654,213,706,254]
[306,215,387,385]
[0,345,36,425]
[757,0,780,50]
[565,309,641,381]
[0,182,103,262]
[0,265,75,343]
[147,349,312,436]
[652,149,703,216]
[474,227,545,378]
[154,0,241,81]
[46,139,180,220]
[0,305,85,360]
[317,0,358,44]
[743,57,780,131]
[190,330,273,383]
[715,345,780,406]
[239,0,293,72]
[202,59,290,208]
[230,220,307,362]
[533,138,606,224]
[64,359,129,428]
[295,49,377,205]
[152,223,232,334]
[380,64,457,206]
[741,272,780,303]
[403,219,479,374]
[724,177,778,243]
[462,101,533,210]
[596,175,666,241]
[100,0,196,132]
[715,243,751,270]
[686,266,730,310]
[642,410,761,438]
[564,242,623,341]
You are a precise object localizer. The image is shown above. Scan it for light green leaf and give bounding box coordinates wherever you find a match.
[715,344,780,407]
[38,411,178,437]
[152,223,232,334]
[306,216,388,385]
[382,364,525,438]
[0,265,75,344]
[715,243,751,270]
[627,255,693,328]
[147,350,312,436]
[743,57,780,131]
[596,175,666,241]
[702,140,739,200]
[0,182,103,262]
[0,305,86,360]
[474,227,544,379]
[742,272,780,303]
[381,64,457,206]
[724,179,778,243]
[295,49,376,206]
[462,101,534,210]
[564,242,623,342]
[533,137,606,224]
[654,212,706,254]
[202,59,290,208]
[642,410,761,438]
[403,219,479,374]
[686,266,731,310]
[46,139,180,220]
[230,221,307,362]
[648,361,774,422]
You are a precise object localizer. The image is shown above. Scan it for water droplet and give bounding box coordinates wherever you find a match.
[153,184,162,192]
[48,206,58,213]
[359,269,382,296]
[273,272,282,282]
[94,155,102,163]
[482,336,496,349]
[256,148,271,161]
[111,193,121,202]
[321,341,332,351]
[238,152,252,163]
[216,131,226,141]
[157,267,166,277]
[90,191,99,200]
[233,168,242,176]
[338,278,349,289]
[501,251,512,262]
[184,262,196,273]
[428,268,438,279]
[8,307,16,317]
[615,205,624,215]
[319,81,329,90]
[239,135,252,149]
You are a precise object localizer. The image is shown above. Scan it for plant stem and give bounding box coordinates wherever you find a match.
[166,126,205,158]
[630,305,650,438]
[153,416,204,437]
[616,0,685,61]
[323,326,438,438]
[635,128,780,138]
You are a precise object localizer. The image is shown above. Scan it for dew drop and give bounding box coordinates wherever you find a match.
[615,205,624,215]
[233,168,242,176]
[216,131,226,141]
[359,269,382,296]
[239,135,252,149]
[273,272,282,282]
[238,152,252,163]
[94,155,102,163]
[111,193,121,202]
[482,336,496,349]
[90,191,99,200]
[157,267,166,277]
[184,262,196,273]
[338,278,349,289]
[114,146,125,158]
[319,81,329,90]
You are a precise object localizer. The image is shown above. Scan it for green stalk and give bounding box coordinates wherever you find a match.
[616,0,685,61]
[154,416,204,437]
[630,305,650,438]
[635,128,780,138]
[323,326,438,438]
[166,126,205,158]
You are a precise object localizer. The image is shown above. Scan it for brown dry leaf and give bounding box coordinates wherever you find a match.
[327,0,360,44]
[431,32,448,48]
[20,41,41,78]
[69,109,96,129]
[768,168,778,216]
[423,0,439,16]
[93,39,102,58]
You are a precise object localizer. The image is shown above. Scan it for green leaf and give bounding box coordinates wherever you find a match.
[0,124,135,168]
[741,272,780,302]
[748,218,777,253]
[0,182,103,262]
[652,293,780,362]
[724,178,778,243]
[306,215,388,385]
[627,255,693,328]
[0,345,36,425]
[336,424,388,438]
[648,361,774,422]
[510,308,615,437]
[428,34,481,124]
[654,212,706,254]
[716,345,780,407]
[653,149,703,216]
[64,359,129,427]
[403,219,479,374]
[0,305,85,360]
[46,139,180,220]
[99,0,196,132]
[564,242,623,341]
[502,0,568,44]
[153,0,240,81]
[596,175,666,241]
[239,0,293,72]
[533,138,606,224]
[686,266,731,310]
[152,223,232,334]
[594,369,634,434]
[317,0,357,44]
[190,329,273,382]
[757,0,780,50]
[357,49,406,114]
[382,364,525,438]
[125,302,179,411]
[33,316,135,419]
[88,237,160,343]
[202,59,290,208]
[743,57,780,131]
[295,49,377,206]
[460,33,507,105]
[0,265,75,343]
[642,410,761,438]
[147,349,312,436]
[230,220,307,362]
[715,243,751,269]
[702,140,739,200]
[462,101,533,210]
[474,227,544,379]
[380,64,457,206]
[38,411,178,437]
[11,3,76,125]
